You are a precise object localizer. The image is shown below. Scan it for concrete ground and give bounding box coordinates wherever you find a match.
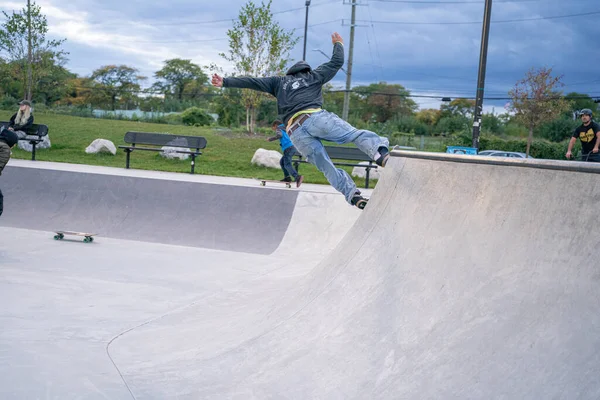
[1,153,600,399]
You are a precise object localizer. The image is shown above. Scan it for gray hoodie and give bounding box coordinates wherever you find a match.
[223,42,344,125]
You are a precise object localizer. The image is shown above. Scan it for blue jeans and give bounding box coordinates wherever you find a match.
[280,146,299,179]
[290,110,389,204]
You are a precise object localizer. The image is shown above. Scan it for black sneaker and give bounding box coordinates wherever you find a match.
[351,193,368,210]
[375,147,390,167]
[281,177,292,182]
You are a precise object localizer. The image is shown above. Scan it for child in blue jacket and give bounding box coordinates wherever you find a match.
[268,120,303,187]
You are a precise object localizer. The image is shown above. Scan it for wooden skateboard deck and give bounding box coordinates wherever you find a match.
[256,178,294,188]
[54,231,97,243]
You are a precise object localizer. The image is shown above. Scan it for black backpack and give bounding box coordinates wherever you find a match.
[0,127,18,147]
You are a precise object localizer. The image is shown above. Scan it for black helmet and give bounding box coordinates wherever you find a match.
[580,108,593,117]
[0,128,19,147]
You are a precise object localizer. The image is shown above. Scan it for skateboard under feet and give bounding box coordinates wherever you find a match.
[257,179,293,188]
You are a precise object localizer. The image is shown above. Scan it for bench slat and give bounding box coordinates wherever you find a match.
[124,131,207,149]
[118,146,202,154]
[0,121,48,137]
[291,145,377,189]
[322,145,371,161]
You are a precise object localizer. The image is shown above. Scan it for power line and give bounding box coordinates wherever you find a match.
[129,0,339,27]
[128,37,228,44]
[365,1,384,81]
[369,0,542,3]
[127,20,342,44]
[67,85,600,102]
[357,10,600,25]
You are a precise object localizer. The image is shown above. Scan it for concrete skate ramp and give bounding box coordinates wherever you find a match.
[0,165,297,254]
[111,152,600,399]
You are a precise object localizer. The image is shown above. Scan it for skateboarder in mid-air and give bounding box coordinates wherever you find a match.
[0,128,19,216]
[212,32,390,210]
[267,120,303,187]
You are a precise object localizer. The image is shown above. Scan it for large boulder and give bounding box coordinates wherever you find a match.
[17,133,51,152]
[160,146,190,160]
[85,139,117,155]
[351,162,381,180]
[251,148,282,169]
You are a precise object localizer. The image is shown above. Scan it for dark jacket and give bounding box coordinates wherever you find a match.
[0,129,17,175]
[9,112,34,132]
[0,141,11,176]
[223,42,344,125]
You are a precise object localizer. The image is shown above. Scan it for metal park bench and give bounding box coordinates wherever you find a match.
[293,145,379,188]
[118,131,208,174]
[0,121,49,161]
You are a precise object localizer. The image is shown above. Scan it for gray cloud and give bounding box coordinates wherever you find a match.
[1,0,598,111]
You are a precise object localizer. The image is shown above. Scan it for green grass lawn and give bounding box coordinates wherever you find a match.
[0,111,377,187]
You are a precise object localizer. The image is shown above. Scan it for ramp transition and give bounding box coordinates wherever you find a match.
[110,152,600,399]
[0,165,298,254]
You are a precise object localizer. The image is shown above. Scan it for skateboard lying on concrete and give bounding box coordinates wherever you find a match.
[256,178,294,188]
[53,231,96,243]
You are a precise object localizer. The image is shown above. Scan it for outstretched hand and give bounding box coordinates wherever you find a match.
[331,32,343,45]
[211,74,223,87]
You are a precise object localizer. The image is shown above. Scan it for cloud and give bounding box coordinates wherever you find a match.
[1,0,598,108]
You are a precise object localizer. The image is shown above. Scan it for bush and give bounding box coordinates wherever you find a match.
[536,117,579,143]
[164,113,183,125]
[0,95,18,110]
[503,122,528,138]
[394,116,429,136]
[435,116,469,135]
[390,132,416,147]
[181,107,212,126]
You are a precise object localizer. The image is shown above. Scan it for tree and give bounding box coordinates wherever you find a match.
[220,0,299,133]
[440,98,476,119]
[322,84,346,116]
[153,58,208,101]
[564,92,598,116]
[416,108,442,127]
[56,77,94,107]
[33,58,76,105]
[0,1,67,101]
[481,112,504,134]
[353,82,417,123]
[508,67,571,156]
[89,65,146,110]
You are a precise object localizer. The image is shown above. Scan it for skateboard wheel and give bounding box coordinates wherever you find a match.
[54,235,60,240]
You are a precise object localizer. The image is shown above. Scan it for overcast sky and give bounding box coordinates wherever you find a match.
[1,0,599,112]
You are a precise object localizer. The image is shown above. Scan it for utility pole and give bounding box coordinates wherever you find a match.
[26,0,33,101]
[471,0,493,150]
[342,0,357,121]
[302,0,311,60]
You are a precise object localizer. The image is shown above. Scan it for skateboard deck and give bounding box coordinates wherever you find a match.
[256,178,294,188]
[54,231,97,243]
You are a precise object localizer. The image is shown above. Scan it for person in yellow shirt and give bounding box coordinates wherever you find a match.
[566,108,600,162]
[212,32,390,210]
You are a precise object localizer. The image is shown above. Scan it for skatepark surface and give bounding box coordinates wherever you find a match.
[1,151,600,399]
